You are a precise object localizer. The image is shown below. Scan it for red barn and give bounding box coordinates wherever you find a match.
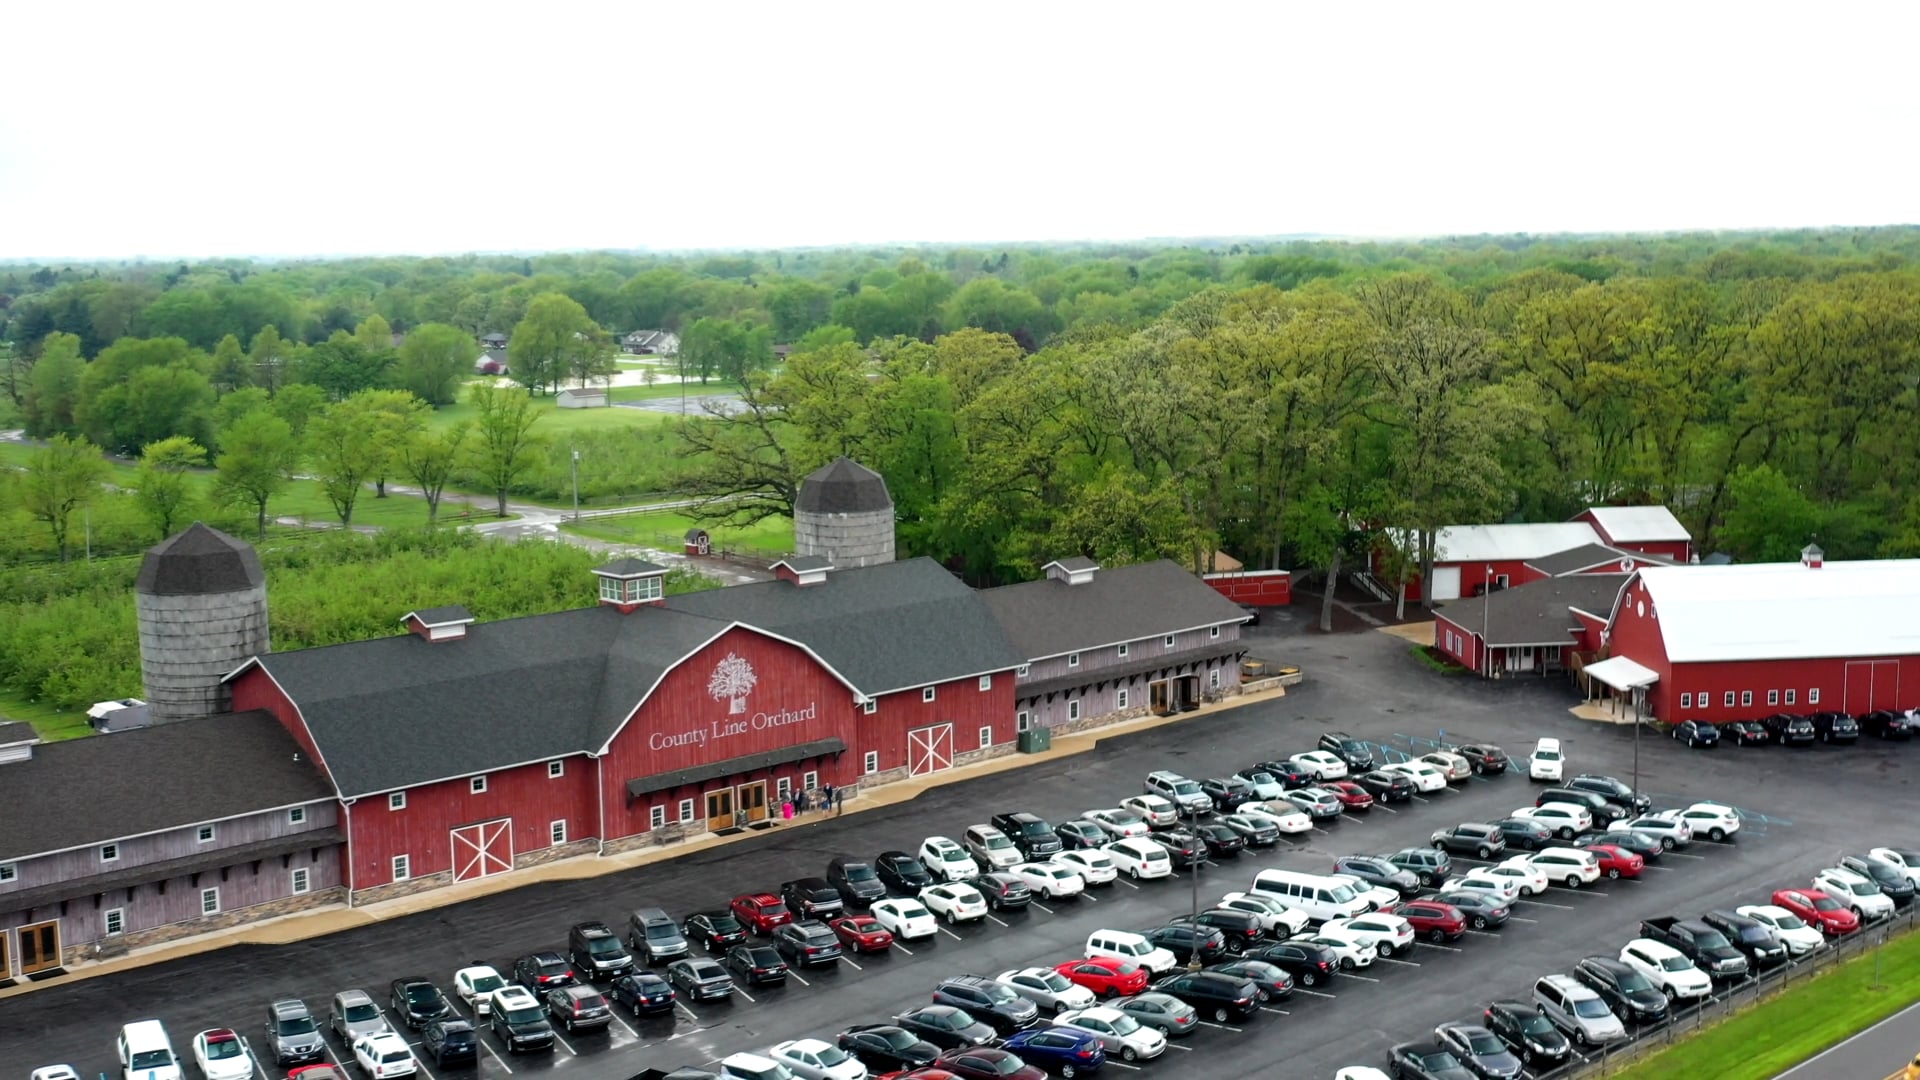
[1371,505,1691,602]
[1573,506,1694,564]
[1600,547,1920,723]
[1433,574,1628,678]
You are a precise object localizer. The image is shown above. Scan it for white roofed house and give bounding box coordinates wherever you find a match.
[1369,505,1692,603]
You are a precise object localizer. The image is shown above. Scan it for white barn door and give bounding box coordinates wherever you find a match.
[1430,566,1463,601]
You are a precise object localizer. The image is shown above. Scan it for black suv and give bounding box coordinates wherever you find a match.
[1535,788,1627,826]
[1452,744,1509,774]
[1151,971,1259,1022]
[1567,775,1652,815]
[628,907,690,964]
[1200,777,1256,812]
[1430,823,1506,859]
[1388,847,1452,888]
[568,922,636,980]
[1483,1000,1571,1068]
[512,952,578,991]
[1333,855,1420,897]
[1861,710,1917,740]
[1250,941,1341,987]
[930,975,1040,1034]
[490,989,555,1053]
[1145,924,1228,965]
[1169,909,1266,954]
[1701,909,1791,967]
[876,850,935,893]
[1672,719,1720,749]
[1317,732,1377,771]
[772,921,844,967]
[420,1018,477,1066]
[1571,956,1669,1025]
[990,813,1063,858]
[1151,829,1207,869]
[1810,711,1859,743]
[976,873,1033,911]
[780,878,845,919]
[827,857,889,906]
[1491,817,1556,852]
[1355,770,1416,802]
[1252,760,1315,789]
[1762,713,1816,746]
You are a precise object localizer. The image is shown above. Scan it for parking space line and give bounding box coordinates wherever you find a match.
[1376,805,1400,814]
[986,914,1010,927]
[1197,1021,1244,1032]
[1517,899,1575,910]
[1164,1042,1194,1051]
[1083,892,1100,902]
[675,1000,701,1021]
[941,926,965,940]
[1415,941,1463,952]
[480,1037,514,1073]
[1106,1061,1144,1070]
[840,955,864,971]
[892,941,916,955]
[1377,957,1420,967]
[610,1012,639,1039]
[550,1027,578,1056]
[1336,971,1380,982]
[786,971,810,988]
[1294,987,1337,998]
[1667,851,1707,859]
[1551,888,1608,897]
[1508,916,1539,923]
[1410,795,1430,803]
[1261,1006,1290,1015]
[1117,878,1141,890]
[1312,827,1330,834]
[1464,929,1500,937]
[1643,865,1674,872]
[1342,816,1367,824]
[411,1051,440,1080]
[735,982,761,1001]
[1031,900,1055,915]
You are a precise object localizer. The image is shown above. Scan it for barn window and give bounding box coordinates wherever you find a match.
[549,820,567,846]
[978,726,992,750]
[650,805,666,829]
[1680,693,1692,709]
[200,887,221,915]
[0,863,13,882]
[1016,711,1031,733]
[1209,669,1221,690]
[1786,689,1796,705]
[1164,635,1175,648]
[291,868,310,895]
[803,770,819,792]
[1017,664,1030,677]
[1118,643,1129,659]
[389,792,407,811]
[1067,654,1080,668]
[1210,626,1221,640]
[679,799,695,823]
[289,807,307,825]
[1768,689,1779,706]
[100,844,119,863]
[1808,688,1820,705]
[548,760,565,779]
[863,751,879,775]
[979,675,992,691]
[391,855,410,882]
[197,824,216,844]
[863,699,877,715]
[470,776,488,795]
[104,908,125,935]
[776,776,792,801]
[1723,691,1734,708]
[1067,699,1081,722]
[1740,690,1753,707]
[923,687,936,703]
[1117,688,1130,710]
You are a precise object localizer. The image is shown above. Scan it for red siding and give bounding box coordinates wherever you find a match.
[858,675,1015,776]
[1663,657,1920,722]
[1601,577,1674,716]
[1569,609,1607,654]
[352,760,596,887]
[1433,614,1482,673]
[1379,559,1550,603]
[1203,570,1292,606]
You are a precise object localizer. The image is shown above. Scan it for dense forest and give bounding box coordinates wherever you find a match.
[3,228,1919,589]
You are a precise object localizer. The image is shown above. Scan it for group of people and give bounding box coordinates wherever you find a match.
[780,782,841,820]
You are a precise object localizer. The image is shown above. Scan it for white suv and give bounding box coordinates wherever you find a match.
[1656,803,1740,843]
[1619,939,1711,1000]
[1217,892,1312,939]
[919,837,978,882]
[1813,867,1895,921]
[719,1053,797,1080]
[1513,803,1593,839]
[1528,738,1564,782]
[1528,848,1602,889]
[1120,794,1180,829]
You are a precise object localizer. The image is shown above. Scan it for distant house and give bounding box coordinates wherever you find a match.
[480,332,508,349]
[622,330,680,356]
[555,386,609,409]
[474,348,510,375]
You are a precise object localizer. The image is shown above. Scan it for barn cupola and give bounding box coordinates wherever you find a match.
[402,605,475,642]
[1043,556,1100,586]
[770,554,833,587]
[1800,542,1824,569]
[593,557,668,611]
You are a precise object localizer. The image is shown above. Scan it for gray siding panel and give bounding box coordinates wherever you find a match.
[0,802,336,898]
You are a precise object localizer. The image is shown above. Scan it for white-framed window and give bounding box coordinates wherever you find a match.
[548,760,565,779]
[291,868,310,895]
[100,843,119,863]
[979,675,992,691]
[1768,689,1780,706]
[1786,689,1797,705]
[922,687,937,703]
[1067,653,1080,668]
[1808,688,1820,705]
[863,751,879,775]
[1067,699,1081,722]
[1680,692,1692,709]
[650,805,666,829]
[0,862,14,882]
[978,726,992,749]
[200,887,221,915]
[391,855,410,882]
[1723,691,1735,707]
[1017,664,1030,677]
[289,806,307,825]
[1210,625,1221,639]
[1164,635,1175,648]
[104,907,125,935]
[1117,688,1130,709]
[197,824,216,843]
[776,777,792,801]
[389,792,407,811]
[1117,643,1129,658]
[470,776,488,795]
[550,820,567,845]
[863,699,877,715]
[679,798,695,823]
[1209,669,1221,690]
[1740,690,1753,707]
[1016,711,1031,733]
[803,770,819,791]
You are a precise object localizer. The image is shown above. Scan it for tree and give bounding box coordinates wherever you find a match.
[19,434,109,561]
[293,331,392,400]
[210,334,251,394]
[943,277,1058,350]
[465,383,545,516]
[680,317,770,384]
[354,313,395,352]
[397,422,471,525]
[767,278,835,342]
[352,388,429,496]
[214,410,300,538]
[23,331,84,436]
[248,324,289,394]
[305,397,389,526]
[1719,465,1822,563]
[270,382,327,439]
[134,436,208,540]
[78,363,217,454]
[394,322,473,405]
[508,293,597,395]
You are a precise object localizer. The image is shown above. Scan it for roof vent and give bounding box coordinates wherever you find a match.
[0,720,40,763]
[1800,542,1824,570]
[593,558,668,611]
[403,605,475,642]
[1044,556,1100,586]
[771,555,833,587]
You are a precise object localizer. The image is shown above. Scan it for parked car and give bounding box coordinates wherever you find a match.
[1482,1000,1571,1068]
[999,1027,1106,1077]
[1725,720,1771,746]
[1814,867,1896,921]
[920,837,980,882]
[1289,750,1350,781]
[1582,843,1646,879]
[837,1026,940,1073]
[1420,751,1474,783]
[1772,888,1860,936]
[772,921,844,968]
[731,893,795,937]
[1762,713,1816,746]
[1142,924,1228,966]
[1395,900,1468,943]
[568,921,636,980]
[349,1033,416,1079]
[545,986,612,1032]
[1142,771,1213,815]
[1656,802,1741,842]
[1699,910,1790,969]
[1513,803,1593,840]
[724,944,790,985]
[1431,823,1506,858]
[976,872,1035,911]
[1216,891,1312,939]
[419,1019,477,1067]
[265,999,327,1067]
[629,907,692,963]
[1810,711,1860,744]
[1057,821,1113,851]
[871,898,939,939]
[718,1053,798,1080]
[1053,849,1118,885]
[1251,759,1315,789]
[1201,776,1256,812]
[933,1047,1047,1080]
[1492,817,1557,851]
[665,958,735,1001]
[684,910,749,952]
[1431,890,1511,930]
[608,971,678,1014]
[1052,1007,1167,1062]
[1532,973,1625,1046]
[1433,1022,1523,1079]
[1232,769,1289,800]
[1528,738,1564,782]
[1238,800,1313,834]
[1386,1042,1474,1080]
[1582,828,1666,861]
[932,974,1041,1035]
[1217,813,1282,847]
[921,882,990,924]
[1054,957,1149,999]
[1323,913,1415,958]
[1207,958,1294,1003]
[1572,956,1670,1025]
[1249,940,1341,987]
[1324,781,1377,811]
[1734,904,1826,956]
[781,878,847,920]
[1317,731,1378,770]
[769,1038,868,1080]
[1104,837,1174,879]
[829,914,896,952]
[1861,710,1917,740]
[1672,719,1720,748]
[1107,991,1198,1038]
[450,966,507,1019]
[890,1005,998,1051]
[329,990,389,1042]
[1618,939,1711,1000]
[1381,760,1448,793]
[388,978,453,1030]
[1118,794,1180,829]
[487,986,554,1053]
[1082,808,1151,840]
[190,1030,253,1080]
[1840,854,1918,907]
[876,850,937,893]
[991,812,1065,858]
[1537,786,1630,826]
[1453,743,1509,774]
[1387,847,1453,888]
[1566,774,1652,814]
[1871,846,1920,888]
[1333,854,1420,897]
[1355,770,1417,802]
[1480,857,1548,897]
[827,857,890,907]
[963,825,1025,871]
[1284,787,1344,819]
[996,966,1097,1015]
[1151,971,1259,1023]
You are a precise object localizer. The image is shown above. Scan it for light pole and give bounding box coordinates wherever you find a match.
[1481,564,1492,677]
[1187,804,1204,971]
[570,448,581,522]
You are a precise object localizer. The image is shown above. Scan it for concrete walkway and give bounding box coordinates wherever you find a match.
[0,681,1288,999]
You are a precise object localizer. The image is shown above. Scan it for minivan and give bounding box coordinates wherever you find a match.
[1251,868,1374,922]
[1532,974,1625,1046]
[627,907,689,964]
[118,1020,183,1080]
[1086,929,1179,975]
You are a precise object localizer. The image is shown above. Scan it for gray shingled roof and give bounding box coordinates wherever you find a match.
[1526,544,1675,578]
[795,457,893,513]
[0,720,37,746]
[596,557,667,577]
[1433,574,1630,646]
[665,558,1024,695]
[0,711,334,861]
[772,555,833,572]
[979,560,1250,661]
[247,605,728,797]
[1045,556,1099,573]
[136,522,263,595]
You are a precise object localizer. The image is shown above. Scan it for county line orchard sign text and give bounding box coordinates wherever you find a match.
[647,652,822,751]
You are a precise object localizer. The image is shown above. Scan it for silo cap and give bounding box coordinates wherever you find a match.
[136,522,265,595]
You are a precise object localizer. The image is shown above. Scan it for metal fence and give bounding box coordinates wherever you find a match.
[1540,902,1919,1078]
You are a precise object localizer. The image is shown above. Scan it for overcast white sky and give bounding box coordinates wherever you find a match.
[4,1,1915,259]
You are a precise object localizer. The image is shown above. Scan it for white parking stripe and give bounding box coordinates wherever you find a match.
[892,940,916,955]
[1336,971,1380,982]
[941,926,965,940]
[480,1037,514,1073]
[1550,888,1608,896]
[1197,1021,1244,1032]
[786,970,810,987]
[1376,805,1400,813]
[550,1028,577,1056]
[1083,892,1100,902]
[610,1012,639,1039]
[986,914,1010,927]
[1164,1042,1194,1051]
[1293,987,1337,998]
[1508,916,1540,923]
[674,1000,702,1021]
[1117,878,1141,890]
[1414,941,1463,952]
[1377,957,1420,967]
[1342,816,1368,824]
[1517,899,1575,910]
[839,954,864,971]
[734,983,761,1001]
[1031,900,1055,915]
[1261,1006,1290,1015]
[1464,929,1500,937]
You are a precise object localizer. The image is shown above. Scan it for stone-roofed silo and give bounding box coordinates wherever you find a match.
[135,522,271,724]
[793,457,895,568]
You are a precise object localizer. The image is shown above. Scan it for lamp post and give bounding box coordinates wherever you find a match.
[1187,804,1204,971]
[570,448,581,522]
[1482,565,1492,676]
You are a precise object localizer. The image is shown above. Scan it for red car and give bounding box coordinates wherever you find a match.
[829,914,895,953]
[1394,900,1467,943]
[288,1069,347,1080]
[1054,957,1149,998]
[1325,781,1375,811]
[1773,888,1860,936]
[877,1070,963,1080]
[934,1048,1047,1080]
[731,893,794,936]
[1583,843,1645,880]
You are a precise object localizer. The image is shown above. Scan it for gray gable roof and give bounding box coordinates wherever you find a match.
[0,711,334,861]
[596,557,667,577]
[1434,574,1630,646]
[979,560,1250,660]
[1526,544,1674,578]
[796,457,893,514]
[406,605,473,626]
[664,558,1025,695]
[136,522,264,595]
[0,720,37,746]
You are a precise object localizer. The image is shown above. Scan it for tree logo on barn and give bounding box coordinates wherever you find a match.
[709,652,758,715]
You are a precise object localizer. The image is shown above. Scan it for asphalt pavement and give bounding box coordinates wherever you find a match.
[9,608,1915,1080]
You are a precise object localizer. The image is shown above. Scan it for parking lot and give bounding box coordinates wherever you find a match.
[9,612,1914,1079]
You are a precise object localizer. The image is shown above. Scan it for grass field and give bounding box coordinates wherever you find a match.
[428,394,680,434]
[1614,926,1920,1080]
[562,510,793,554]
[0,688,95,742]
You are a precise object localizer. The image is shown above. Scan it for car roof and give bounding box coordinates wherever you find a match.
[271,998,312,1016]
[336,989,374,1004]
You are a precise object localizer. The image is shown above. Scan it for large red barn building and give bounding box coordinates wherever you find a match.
[1375,505,1692,602]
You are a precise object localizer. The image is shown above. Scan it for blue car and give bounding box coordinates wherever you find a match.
[1003,1026,1106,1075]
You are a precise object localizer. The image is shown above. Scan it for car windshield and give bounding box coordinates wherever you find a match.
[1536,750,1560,761]
[204,1040,242,1060]
[1465,1031,1503,1054]
[646,923,680,940]
[1108,1013,1141,1034]
[1327,883,1357,903]
[586,937,623,956]
[277,1016,318,1036]
[761,901,792,915]
[1118,941,1149,956]
[406,984,440,1003]
[929,1011,967,1030]
[844,864,877,881]
[879,1029,917,1049]
[1108,810,1144,825]
[442,1029,474,1044]
[816,1046,851,1067]
[1772,912,1807,930]
[985,835,1013,849]
[1737,927,1772,944]
[940,849,971,863]
[503,1005,544,1024]
[710,914,744,933]
[1245,771,1276,784]
[1659,956,1692,972]
[1615,970,1654,992]
[345,1003,379,1022]
[1039,971,1071,991]
[1519,1015,1554,1036]
[749,947,781,963]
[1574,998,1612,1019]
[129,1053,173,1070]
[1848,879,1882,895]
[1811,897,1843,912]
[1171,780,1201,796]
[898,902,931,918]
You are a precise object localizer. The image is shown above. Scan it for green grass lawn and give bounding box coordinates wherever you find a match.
[1614,926,1920,1080]
[0,688,96,742]
[562,510,794,555]
[429,393,679,434]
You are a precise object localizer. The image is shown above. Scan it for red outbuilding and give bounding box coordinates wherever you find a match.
[1372,505,1691,602]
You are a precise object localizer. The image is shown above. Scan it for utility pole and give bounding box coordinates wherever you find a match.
[571,448,581,522]
[1188,804,1203,971]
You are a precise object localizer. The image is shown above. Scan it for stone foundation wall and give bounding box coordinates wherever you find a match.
[352,870,454,906]
[517,839,598,870]
[68,886,346,965]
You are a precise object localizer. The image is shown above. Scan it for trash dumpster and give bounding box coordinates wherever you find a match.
[1018,727,1052,754]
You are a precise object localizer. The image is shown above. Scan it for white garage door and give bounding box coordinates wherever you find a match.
[1430,565,1462,601]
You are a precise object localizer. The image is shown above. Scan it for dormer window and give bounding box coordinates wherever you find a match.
[598,574,662,604]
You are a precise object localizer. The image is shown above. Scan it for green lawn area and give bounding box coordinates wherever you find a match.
[429,393,679,433]
[608,379,743,402]
[562,510,793,555]
[0,688,95,742]
[1614,925,1920,1080]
